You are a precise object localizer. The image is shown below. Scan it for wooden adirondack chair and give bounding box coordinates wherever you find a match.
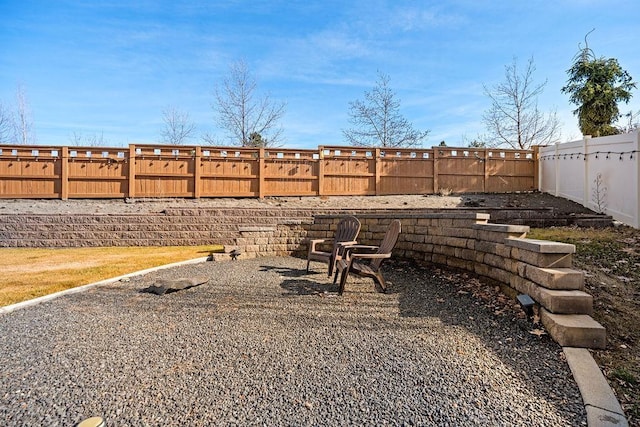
[306,215,361,277]
[333,219,401,295]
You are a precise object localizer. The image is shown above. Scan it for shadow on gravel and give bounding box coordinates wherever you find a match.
[259,264,313,278]
[258,257,584,424]
[279,278,339,295]
[259,264,341,295]
[386,258,585,422]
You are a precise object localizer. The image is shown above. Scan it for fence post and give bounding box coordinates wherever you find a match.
[583,136,591,207]
[532,146,540,191]
[635,130,640,228]
[482,148,489,193]
[193,146,202,199]
[433,148,439,194]
[554,143,559,197]
[375,148,381,196]
[60,146,69,200]
[258,148,265,198]
[128,144,136,199]
[318,146,325,197]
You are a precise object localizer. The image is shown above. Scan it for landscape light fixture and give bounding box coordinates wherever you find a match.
[516,294,535,318]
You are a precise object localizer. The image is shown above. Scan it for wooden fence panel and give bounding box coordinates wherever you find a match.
[262,149,318,196]
[434,148,484,193]
[200,148,259,197]
[0,144,537,199]
[378,149,434,195]
[0,146,61,198]
[485,150,535,192]
[132,146,195,197]
[66,148,129,198]
[320,147,376,195]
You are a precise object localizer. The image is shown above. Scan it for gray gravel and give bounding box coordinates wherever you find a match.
[0,256,586,426]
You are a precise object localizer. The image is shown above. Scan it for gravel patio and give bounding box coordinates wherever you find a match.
[0,256,586,426]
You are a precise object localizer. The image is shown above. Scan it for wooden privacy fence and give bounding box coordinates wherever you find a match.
[0,144,537,199]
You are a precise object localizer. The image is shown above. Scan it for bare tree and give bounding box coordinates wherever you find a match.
[0,102,16,143]
[483,57,560,149]
[160,106,196,145]
[343,72,429,148]
[15,84,35,145]
[618,109,640,133]
[69,131,109,146]
[214,60,286,147]
[201,132,220,145]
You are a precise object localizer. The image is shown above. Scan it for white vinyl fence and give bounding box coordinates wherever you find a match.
[538,130,640,228]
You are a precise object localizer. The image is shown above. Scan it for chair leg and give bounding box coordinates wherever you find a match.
[374,272,387,293]
[338,266,350,295]
[327,254,334,277]
[306,259,311,273]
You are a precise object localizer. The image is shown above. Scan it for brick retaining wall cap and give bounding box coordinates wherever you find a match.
[472,223,530,233]
[506,238,576,253]
[314,212,490,220]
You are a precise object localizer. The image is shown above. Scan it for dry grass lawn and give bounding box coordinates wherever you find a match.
[0,246,218,307]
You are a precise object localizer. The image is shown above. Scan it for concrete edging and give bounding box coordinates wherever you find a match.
[0,257,209,315]
[563,347,628,426]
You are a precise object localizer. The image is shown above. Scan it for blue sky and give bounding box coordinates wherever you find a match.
[1,0,638,149]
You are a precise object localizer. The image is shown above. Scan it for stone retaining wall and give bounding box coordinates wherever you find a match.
[305,213,606,350]
[0,208,322,248]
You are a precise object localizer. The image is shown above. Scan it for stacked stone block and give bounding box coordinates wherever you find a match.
[0,208,318,250]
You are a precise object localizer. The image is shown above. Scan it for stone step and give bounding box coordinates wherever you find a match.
[507,238,575,268]
[523,266,585,291]
[472,223,529,243]
[534,287,593,315]
[541,309,606,349]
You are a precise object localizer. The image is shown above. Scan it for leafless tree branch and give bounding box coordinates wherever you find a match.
[213,60,286,147]
[343,72,429,148]
[160,106,196,145]
[0,102,16,144]
[15,85,35,145]
[483,57,560,149]
[69,131,109,147]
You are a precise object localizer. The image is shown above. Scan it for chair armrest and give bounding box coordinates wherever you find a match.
[308,238,333,251]
[343,244,379,255]
[346,244,379,251]
[350,252,392,260]
[331,240,358,257]
[308,238,331,244]
[336,240,358,247]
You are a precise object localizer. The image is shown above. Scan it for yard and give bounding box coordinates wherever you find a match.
[0,194,637,424]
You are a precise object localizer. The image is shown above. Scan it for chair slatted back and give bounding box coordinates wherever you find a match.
[334,216,361,245]
[370,219,402,270]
